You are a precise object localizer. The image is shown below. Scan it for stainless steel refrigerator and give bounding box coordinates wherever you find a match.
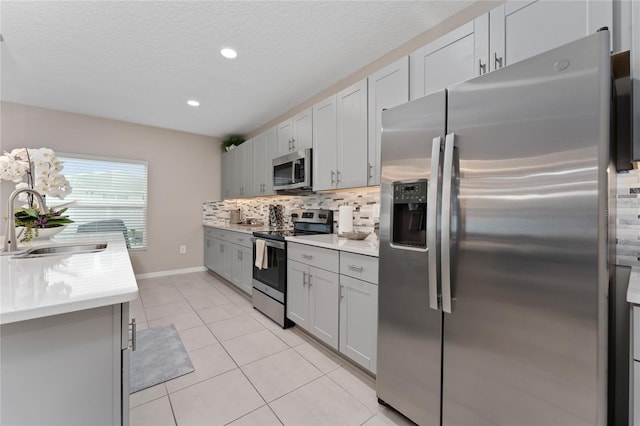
[377,31,611,425]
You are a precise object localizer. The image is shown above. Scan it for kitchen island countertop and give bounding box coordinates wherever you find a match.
[286,233,379,257]
[0,233,138,325]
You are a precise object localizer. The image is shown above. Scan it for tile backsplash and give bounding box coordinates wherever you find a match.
[203,187,381,234]
[205,175,640,267]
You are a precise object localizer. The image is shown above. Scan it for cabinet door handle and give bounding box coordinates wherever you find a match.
[240,251,243,261]
[494,52,503,69]
[478,59,487,75]
[303,271,307,286]
[331,170,335,184]
[348,264,364,272]
[130,318,137,352]
[302,254,313,260]
[336,170,341,183]
[368,163,374,179]
[340,284,345,300]
[308,274,313,287]
[291,138,296,150]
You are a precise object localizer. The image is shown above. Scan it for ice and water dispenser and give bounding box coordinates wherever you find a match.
[392,180,428,248]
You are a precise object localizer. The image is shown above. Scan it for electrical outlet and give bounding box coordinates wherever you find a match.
[179,245,187,254]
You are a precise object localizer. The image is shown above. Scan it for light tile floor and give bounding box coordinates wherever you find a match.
[130,271,415,426]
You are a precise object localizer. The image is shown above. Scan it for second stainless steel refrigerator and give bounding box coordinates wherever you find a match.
[377,31,610,425]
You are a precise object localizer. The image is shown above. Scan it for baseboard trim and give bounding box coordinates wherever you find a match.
[135,266,207,279]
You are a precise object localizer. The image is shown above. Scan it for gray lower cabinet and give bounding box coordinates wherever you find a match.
[308,266,340,349]
[287,259,310,329]
[232,244,253,295]
[204,228,252,295]
[1,303,131,425]
[339,275,378,373]
[287,243,379,373]
[287,244,340,349]
[205,236,216,270]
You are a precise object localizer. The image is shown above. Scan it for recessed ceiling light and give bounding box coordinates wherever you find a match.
[187,99,200,107]
[220,47,238,59]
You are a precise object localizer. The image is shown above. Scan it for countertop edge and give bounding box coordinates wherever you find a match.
[286,235,379,257]
[627,268,640,304]
[0,289,139,325]
[203,223,271,235]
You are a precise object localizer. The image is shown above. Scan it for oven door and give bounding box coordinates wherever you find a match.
[252,238,287,302]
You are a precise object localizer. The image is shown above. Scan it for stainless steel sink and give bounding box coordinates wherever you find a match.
[12,242,108,258]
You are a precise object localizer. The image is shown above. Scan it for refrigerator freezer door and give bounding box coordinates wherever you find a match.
[377,91,446,425]
[442,32,610,425]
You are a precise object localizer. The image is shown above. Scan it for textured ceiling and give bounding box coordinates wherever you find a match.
[1,1,471,138]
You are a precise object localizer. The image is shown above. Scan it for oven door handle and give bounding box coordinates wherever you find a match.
[250,237,286,250]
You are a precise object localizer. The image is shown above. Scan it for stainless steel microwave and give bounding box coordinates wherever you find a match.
[273,148,312,191]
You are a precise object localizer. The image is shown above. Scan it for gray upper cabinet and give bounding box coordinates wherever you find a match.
[312,94,338,191]
[278,108,313,155]
[234,139,254,198]
[336,79,368,189]
[367,57,409,186]
[410,14,488,100]
[490,0,613,71]
[410,0,612,101]
[312,79,368,191]
[253,126,278,196]
[222,148,237,199]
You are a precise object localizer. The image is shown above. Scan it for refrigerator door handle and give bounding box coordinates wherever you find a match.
[441,132,455,314]
[427,136,442,310]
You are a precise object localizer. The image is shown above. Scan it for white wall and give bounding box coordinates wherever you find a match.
[0,101,221,274]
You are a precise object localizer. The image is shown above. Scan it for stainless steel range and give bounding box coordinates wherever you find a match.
[252,209,333,328]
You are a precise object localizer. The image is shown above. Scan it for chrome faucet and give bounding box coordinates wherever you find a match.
[3,188,47,252]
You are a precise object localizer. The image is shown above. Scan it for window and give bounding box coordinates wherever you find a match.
[51,154,148,250]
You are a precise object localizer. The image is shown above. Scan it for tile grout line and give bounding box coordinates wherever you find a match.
[137,272,382,426]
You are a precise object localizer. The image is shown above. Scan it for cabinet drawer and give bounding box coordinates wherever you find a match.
[340,252,378,284]
[204,228,218,239]
[288,242,339,273]
[205,227,229,241]
[231,233,252,248]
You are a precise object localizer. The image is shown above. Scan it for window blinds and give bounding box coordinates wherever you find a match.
[51,154,148,250]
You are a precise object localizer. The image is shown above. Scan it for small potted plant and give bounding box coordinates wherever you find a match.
[221,135,245,152]
[0,148,74,242]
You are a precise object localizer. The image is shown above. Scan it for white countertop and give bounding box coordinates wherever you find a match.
[286,234,379,257]
[0,233,138,325]
[627,268,640,304]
